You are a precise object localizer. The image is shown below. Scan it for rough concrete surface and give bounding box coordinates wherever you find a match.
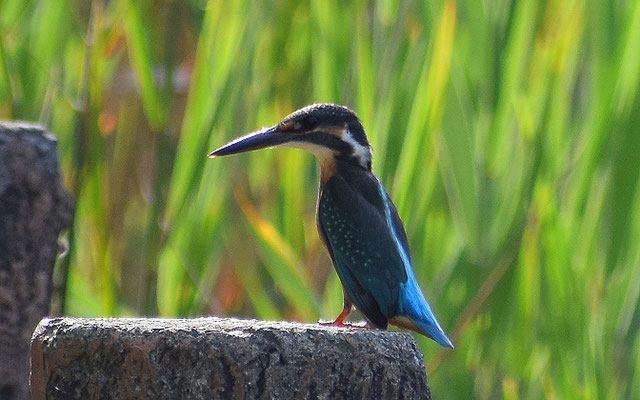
[31,317,431,399]
[0,122,73,400]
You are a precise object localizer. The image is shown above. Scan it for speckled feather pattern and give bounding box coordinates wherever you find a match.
[209,103,452,348]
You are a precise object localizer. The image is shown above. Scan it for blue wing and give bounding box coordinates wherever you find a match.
[318,160,453,348]
[318,164,403,328]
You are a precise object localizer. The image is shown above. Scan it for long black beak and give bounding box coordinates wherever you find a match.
[207,125,293,158]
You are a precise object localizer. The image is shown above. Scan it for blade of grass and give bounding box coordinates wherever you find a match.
[164,0,249,224]
[392,0,456,215]
[121,0,164,128]
[235,187,320,321]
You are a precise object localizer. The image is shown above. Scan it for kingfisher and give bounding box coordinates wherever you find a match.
[208,103,453,348]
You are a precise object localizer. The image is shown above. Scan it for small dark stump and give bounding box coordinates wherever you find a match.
[0,122,73,400]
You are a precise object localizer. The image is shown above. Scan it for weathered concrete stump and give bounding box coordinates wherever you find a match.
[0,122,73,400]
[31,317,431,399]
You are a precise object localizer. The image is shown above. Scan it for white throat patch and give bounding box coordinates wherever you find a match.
[285,128,371,169]
[285,141,335,164]
[341,129,371,169]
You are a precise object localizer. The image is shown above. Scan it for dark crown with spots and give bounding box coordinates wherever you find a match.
[279,104,370,148]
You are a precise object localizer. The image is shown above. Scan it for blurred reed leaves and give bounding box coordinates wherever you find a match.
[1,0,640,398]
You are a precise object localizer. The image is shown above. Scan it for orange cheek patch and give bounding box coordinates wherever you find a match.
[279,121,296,131]
[323,126,348,137]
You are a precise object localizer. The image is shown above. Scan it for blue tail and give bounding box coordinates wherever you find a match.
[373,179,453,348]
[397,275,454,348]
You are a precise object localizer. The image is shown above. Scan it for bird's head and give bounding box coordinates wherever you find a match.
[208,104,372,170]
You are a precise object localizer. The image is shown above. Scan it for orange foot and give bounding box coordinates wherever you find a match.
[318,308,372,329]
[318,307,351,327]
[318,319,370,328]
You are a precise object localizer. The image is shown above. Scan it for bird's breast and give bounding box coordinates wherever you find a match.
[319,157,338,185]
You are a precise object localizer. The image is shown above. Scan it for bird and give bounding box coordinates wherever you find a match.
[208,103,453,348]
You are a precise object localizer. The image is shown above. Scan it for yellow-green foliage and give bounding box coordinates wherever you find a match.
[1,0,639,398]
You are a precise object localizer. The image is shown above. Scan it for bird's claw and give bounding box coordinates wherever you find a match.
[318,319,369,328]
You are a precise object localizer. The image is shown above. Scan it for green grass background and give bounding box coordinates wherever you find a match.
[2,0,640,398]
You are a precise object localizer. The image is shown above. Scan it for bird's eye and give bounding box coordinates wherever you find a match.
[293,122,303,130]
[306,117,317,128]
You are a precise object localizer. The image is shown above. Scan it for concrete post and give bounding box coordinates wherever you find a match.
[31,317,432,399]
